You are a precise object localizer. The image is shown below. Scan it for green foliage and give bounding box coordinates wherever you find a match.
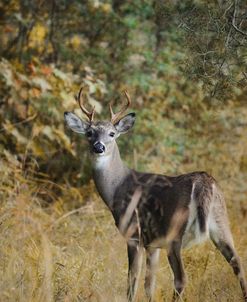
[0,58,108,188]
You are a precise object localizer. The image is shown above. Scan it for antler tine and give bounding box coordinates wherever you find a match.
[76,88,95,122]
[110,90,131,124]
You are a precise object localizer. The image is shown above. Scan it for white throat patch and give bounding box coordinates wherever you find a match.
[94,154,110,170]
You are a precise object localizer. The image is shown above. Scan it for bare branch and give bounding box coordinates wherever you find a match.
[232,0,247,36]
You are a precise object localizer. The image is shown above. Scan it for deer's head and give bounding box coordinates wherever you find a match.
[64,89,135,156]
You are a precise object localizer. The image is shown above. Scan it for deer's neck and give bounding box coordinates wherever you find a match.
[92,142,131,209]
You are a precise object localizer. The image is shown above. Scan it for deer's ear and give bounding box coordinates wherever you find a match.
[114,113,136,134]
[64,112,89,134]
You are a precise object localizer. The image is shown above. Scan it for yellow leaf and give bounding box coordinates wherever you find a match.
[29,23,47,51]
[70,35,81,50]
[101,3,112,13]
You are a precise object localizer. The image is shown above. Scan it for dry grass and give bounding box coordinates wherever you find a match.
[0,164,246,302]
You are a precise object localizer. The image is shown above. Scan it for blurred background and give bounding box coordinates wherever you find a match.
[0,1,246,301]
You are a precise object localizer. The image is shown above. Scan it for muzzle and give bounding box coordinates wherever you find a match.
[93,142,105,154]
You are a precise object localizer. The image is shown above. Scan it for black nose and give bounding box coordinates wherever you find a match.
[93,142,105,154]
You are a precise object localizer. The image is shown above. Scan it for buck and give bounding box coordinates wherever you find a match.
[64,89,247,302]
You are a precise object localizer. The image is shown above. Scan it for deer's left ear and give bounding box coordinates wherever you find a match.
[114,113,136,134]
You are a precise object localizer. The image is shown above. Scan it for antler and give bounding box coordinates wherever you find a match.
[76,88,95,123]
[109,90,131,124]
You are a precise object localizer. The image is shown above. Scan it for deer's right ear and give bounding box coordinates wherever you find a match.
[64,112,89,134]
[114,112,136,134]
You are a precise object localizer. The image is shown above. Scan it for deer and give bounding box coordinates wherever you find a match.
[64,88,247,302]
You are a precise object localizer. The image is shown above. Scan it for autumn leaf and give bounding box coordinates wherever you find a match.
[31,77,52,92]
[0,59,13,86]
[41,65,53,76]
[69,35,81,50]
[28,23,47,51]
[30,88,41,98]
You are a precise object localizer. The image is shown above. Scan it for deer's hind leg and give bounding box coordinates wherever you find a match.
[144,248,160,302]
[209,213,247,301]
[167,240,186,301]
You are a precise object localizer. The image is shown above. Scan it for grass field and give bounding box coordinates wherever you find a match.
[0,180,246,302]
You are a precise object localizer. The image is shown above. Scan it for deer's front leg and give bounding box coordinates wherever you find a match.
[144,248,160,302]
[127,242,143,302]
[167,241,186,301]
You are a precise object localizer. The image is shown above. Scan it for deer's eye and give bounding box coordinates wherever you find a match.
[109,132,115,137]
[86,130,93,137]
